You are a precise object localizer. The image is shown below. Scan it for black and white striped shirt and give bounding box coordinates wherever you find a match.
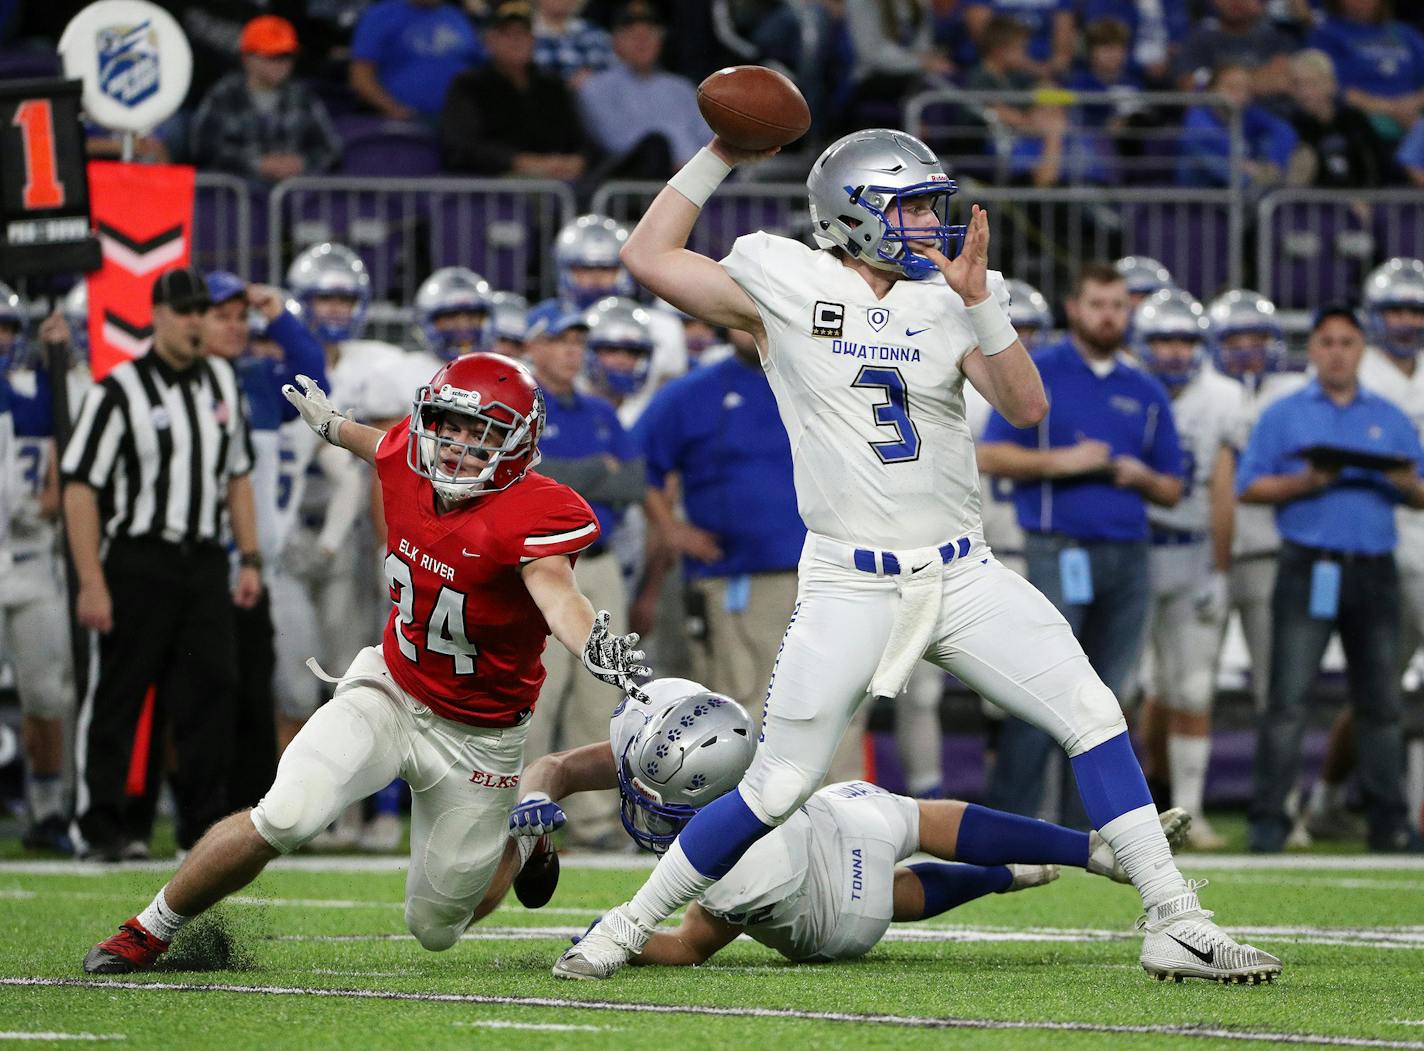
[60,352,253,545]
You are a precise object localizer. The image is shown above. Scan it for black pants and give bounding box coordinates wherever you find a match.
[1249,543,1407,849]
[75,539,238,853]
[228,588,277,812]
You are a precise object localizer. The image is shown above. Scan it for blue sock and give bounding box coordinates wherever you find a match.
[954,803,1090,869]
[678,788,774,879]
[907,861,1012,919]
[1070,731,1154,829]
[373,780,403,816]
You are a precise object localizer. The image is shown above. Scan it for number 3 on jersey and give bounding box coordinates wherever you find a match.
[384,553,478,675]
[852,365,921,463]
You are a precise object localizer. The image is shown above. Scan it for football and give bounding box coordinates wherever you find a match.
[696,65,812,151]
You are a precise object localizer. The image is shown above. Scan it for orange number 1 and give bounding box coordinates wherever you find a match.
[12,99,65,210]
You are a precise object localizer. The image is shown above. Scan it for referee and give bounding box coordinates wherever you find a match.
[61,266,262,861]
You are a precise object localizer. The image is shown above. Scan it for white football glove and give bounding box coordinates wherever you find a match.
[281,374,348,446]
[582,610,650,703]
[509,792,566,837]
[1193,570,1229,624]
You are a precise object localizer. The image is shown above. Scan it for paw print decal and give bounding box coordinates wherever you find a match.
[666,729,682,742]
[680,714,697,727]
[693,704,709,716]
[646,760,659,776]
[689,773,707,789]
[655,743,670,758]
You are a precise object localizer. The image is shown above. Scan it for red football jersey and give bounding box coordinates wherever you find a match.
[374,421,600,727]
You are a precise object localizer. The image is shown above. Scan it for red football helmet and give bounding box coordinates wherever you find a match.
[406,352,546,501]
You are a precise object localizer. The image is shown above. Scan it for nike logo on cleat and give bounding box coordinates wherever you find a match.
[906,327,930,337]
[1168,935,1215,964]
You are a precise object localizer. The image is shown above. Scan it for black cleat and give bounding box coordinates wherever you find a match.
[513,834,560,909]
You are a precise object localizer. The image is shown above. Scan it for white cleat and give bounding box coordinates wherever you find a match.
[1183,814,1228,851]
[1088,808,1192,884]
[1138,880,1282,985]
[1002,864,1059,891]
[552,905,651,980]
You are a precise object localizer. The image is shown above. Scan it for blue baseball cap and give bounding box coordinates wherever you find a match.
[205,270,247,306]
[525,298,589,341]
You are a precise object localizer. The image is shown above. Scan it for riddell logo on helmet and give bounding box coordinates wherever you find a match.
[927,173,950,182]
[469,770,520,789]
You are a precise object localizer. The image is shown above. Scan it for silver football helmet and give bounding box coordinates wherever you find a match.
[1207,289,1286,382]
[1134,288,1209,389]
[1362,257,1424,359]
[555,214,636,308]
[1114,255,1175,298]
[1003,278,1053,349]
[414,266,494,360]
[617,686,755,854]
[286,242,372,343]
[488,291,529,345]
[0,281,26,371]
[807,128,964,281]
[585,295,654,397]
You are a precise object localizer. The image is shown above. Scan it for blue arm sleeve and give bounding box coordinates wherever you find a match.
[8,369,54,436]
[267,310,329,421]
[631,389,682,488]
[1147,389,1184,477]
[1235,405,1287,496]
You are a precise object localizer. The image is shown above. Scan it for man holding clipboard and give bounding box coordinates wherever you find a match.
[1237,306,1424,854]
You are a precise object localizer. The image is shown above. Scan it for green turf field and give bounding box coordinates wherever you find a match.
[1,845,1422,1051]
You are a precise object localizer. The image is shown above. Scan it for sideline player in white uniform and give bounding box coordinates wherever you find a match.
[1,295,87,853]
[271,243,404,749]
[1132,291,1244,849]
[1207,291,1305,718]
[556,129,1280,984]
[506,678,1188,966]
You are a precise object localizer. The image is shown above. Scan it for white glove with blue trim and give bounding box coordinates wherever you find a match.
[509,792,566,837]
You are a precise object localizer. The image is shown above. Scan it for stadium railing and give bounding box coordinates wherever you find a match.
[265,176,579,303]
[592,180,1244,308]
[1255,188,1424,312]
[192,173,253,281]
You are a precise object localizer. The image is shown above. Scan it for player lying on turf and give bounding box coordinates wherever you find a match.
[82,352,649,974]
[556,128,1282,986]
[490,678,1191,966]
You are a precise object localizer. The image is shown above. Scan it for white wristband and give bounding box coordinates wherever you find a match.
[965,295,1018,357]
[667,147,732,209]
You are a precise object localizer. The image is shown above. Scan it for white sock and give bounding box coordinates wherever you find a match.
[27,775,64,822]
[1098,803,1188,910]
[1167,734,1210,818]
[136,887,190,943]
[1309,779,1347,814]
[625,839,717,930]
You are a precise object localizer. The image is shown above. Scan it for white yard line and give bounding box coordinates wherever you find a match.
[452,1021,614,1032]
[1,977,1420,1050]
[0,1034,125,1042]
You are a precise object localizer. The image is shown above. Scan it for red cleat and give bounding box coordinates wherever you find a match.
[83,917,169,974]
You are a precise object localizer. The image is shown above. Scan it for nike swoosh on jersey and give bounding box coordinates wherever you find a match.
[462,549,481,558]
[1168,934,1215,964]
[906,327,930,337]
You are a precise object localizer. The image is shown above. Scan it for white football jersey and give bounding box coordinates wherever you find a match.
[1230,370,1309,557]
[5,367,90,559]
[721,233,1002,549]
[963,381,1024,556]
[1148,366,1244,534]
[1359,346,1424,573]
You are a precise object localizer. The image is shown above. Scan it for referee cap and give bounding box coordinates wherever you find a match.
[152,266,212,312]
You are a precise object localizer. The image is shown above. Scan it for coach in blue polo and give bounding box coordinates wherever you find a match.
[979,262,1184,828]
[1238,306,1424,853]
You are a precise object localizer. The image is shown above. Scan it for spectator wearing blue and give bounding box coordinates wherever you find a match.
[522,300,645,848]
[533,0,613,87]
[978,262,1184,828]
[1076,0,1192,84]
[1399,114,1424,185]
[577,1,712,179]
[349,0,485,123]
[1238,307,1424,854]
[1064,18,1145,131]
[1308,0,1424,143]
[201,271,327,811]
[631,329,868,781]
[964,0,1077,79]
[1177,62,1303,190]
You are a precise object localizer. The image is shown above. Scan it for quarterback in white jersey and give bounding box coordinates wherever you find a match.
[555,129,1279,986]
[1132,292,1245,849]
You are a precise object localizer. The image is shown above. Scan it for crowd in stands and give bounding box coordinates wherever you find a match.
[4,0,1424,188]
